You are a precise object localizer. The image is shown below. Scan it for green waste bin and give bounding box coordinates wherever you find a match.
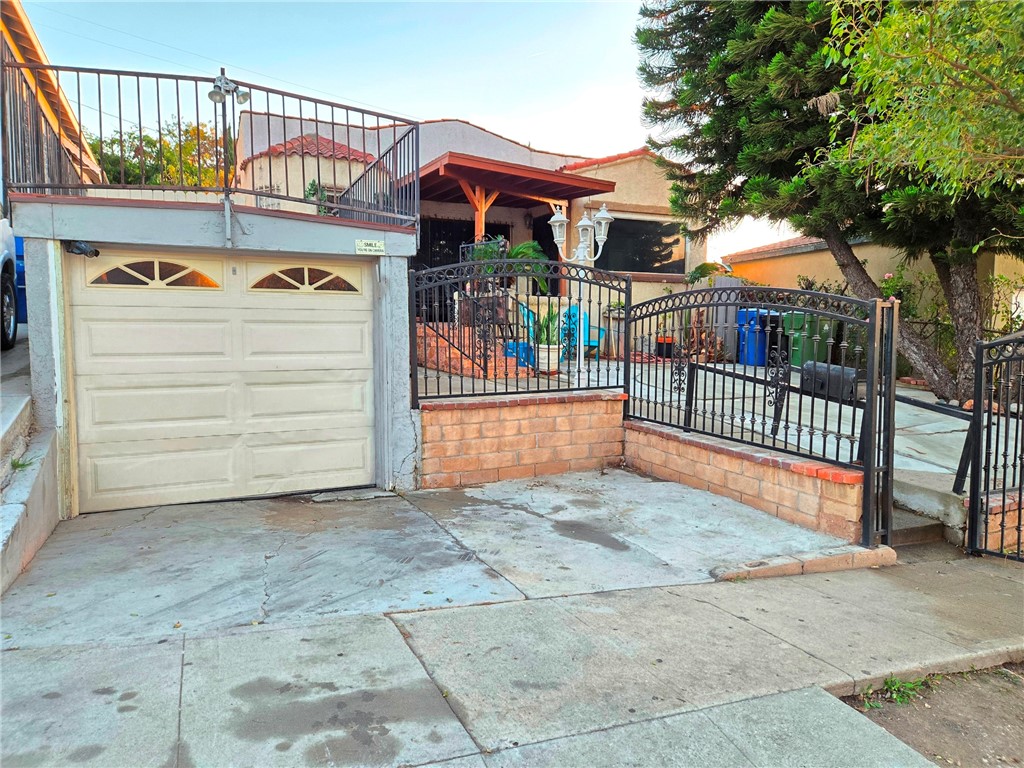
[782,312,832,367]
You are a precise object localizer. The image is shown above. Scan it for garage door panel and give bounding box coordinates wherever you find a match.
[248,433,371,486]
[83,382,233,431]
[77,371,372,444]
[69,252,376,512]
[248,379,372,425]
[241,319,371,368]
[79,439,238,513]
[74,316,232,369]
[78,430,372,513]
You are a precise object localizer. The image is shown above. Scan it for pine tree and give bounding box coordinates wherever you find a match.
[636,0,1024,400]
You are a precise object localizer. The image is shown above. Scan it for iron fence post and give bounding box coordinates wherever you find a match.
[860,299,882,548]
[968,339,984,552]
[409,268,419,410]
[878,300,898,546]
[622,275,632,421]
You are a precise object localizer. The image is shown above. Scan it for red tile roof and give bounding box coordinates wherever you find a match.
[722,236,825,264]
[240,133,375,170]
[559,148,653,172]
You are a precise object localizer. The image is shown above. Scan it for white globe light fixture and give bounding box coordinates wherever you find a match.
[549,203,614,263]
[592,204,614,259]
[549,206,569,258]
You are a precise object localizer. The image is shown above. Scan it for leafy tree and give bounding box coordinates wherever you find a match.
[89,120,227,188]
[635,0,1024,400]
[831,0,1024,197]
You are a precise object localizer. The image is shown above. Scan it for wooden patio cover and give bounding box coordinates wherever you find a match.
[418,152,616,239]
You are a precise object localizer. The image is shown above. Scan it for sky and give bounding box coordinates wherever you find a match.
[22,0,651,157]
[19,0,794,258]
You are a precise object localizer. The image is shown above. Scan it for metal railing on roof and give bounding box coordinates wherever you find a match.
[0,55,419,229]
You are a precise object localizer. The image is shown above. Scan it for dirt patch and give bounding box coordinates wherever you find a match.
[844,663,1024,766]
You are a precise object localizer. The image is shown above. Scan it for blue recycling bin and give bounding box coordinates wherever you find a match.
[736,309,782,366]
[737,308,766,365]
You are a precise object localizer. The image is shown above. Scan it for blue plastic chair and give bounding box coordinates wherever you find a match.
[561,305,605,362]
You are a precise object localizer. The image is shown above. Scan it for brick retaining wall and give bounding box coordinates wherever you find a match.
[624,422,863,543]
[418,391,627,489]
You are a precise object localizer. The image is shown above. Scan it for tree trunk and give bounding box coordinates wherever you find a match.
[937,256,982,403]
[820,226,957,401]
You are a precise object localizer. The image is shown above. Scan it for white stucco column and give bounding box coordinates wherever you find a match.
[373,253,419,491]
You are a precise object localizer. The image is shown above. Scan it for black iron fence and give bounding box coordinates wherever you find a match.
[626,286,897,546]
[968,331,1024,561]
[410,259,630,404]
[1,57,418,228]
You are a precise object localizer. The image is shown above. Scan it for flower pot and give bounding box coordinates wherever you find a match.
[534,344,561,374]
[655,337,674,358]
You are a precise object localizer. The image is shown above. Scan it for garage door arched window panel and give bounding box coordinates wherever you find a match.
[89,260,220,289]
[250,266,359,293]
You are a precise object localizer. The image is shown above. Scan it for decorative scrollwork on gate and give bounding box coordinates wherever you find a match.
[766,347,790,408]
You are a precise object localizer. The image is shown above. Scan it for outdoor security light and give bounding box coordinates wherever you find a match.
[575,210,594,254]
[549,206,568,257]
[208,74,249,105]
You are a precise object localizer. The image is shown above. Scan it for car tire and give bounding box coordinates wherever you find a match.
[1,271,17,351]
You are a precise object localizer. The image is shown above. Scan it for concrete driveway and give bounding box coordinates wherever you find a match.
[2,469,1021,767]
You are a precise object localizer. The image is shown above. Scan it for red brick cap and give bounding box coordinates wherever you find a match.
[420,390,628,411]
[624,421,863,485]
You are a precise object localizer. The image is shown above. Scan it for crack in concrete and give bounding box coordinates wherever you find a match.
[400,494,529,602]
[257,538,290,622]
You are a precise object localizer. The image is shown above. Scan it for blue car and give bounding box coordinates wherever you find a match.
[1,218,18,351]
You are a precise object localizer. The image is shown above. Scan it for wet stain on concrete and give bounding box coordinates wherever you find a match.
[304,733,400,767]
[177,741,197,768]
[66,745,106,762]
[551,520,629,551]
[225,676,446,756]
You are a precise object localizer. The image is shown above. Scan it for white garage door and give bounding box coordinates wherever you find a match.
[68,250,374,513]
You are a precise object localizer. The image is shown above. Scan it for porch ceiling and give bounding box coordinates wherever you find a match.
[419,151,616,209]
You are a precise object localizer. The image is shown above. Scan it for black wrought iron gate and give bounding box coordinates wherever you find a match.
[968,331,1024,561]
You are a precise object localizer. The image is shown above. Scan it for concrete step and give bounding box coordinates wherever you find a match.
[1,394,32,460]
[890,507,947,547]
[893,468,966,546]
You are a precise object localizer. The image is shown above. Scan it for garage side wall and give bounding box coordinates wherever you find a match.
[374,254,418,492]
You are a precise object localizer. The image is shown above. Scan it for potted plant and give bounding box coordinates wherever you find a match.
[533,306,562,374]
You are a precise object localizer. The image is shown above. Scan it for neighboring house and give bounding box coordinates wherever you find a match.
[236,117,706,302]
[234,133,374,215]
[723,234,1024,328]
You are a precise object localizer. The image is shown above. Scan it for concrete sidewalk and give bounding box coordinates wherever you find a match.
[1,474,1021,767]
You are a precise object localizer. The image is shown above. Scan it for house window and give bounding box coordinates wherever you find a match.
[414,218,511,271]
[255,184,281,210]
[250,266,358,292]
[597,218,685,274]
[90,260,220,289]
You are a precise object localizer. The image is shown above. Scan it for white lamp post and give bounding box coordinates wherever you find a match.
[549,203,614,263]
[547,203,615,373]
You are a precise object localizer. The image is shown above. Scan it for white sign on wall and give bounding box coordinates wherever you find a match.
[355,240,386,256]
